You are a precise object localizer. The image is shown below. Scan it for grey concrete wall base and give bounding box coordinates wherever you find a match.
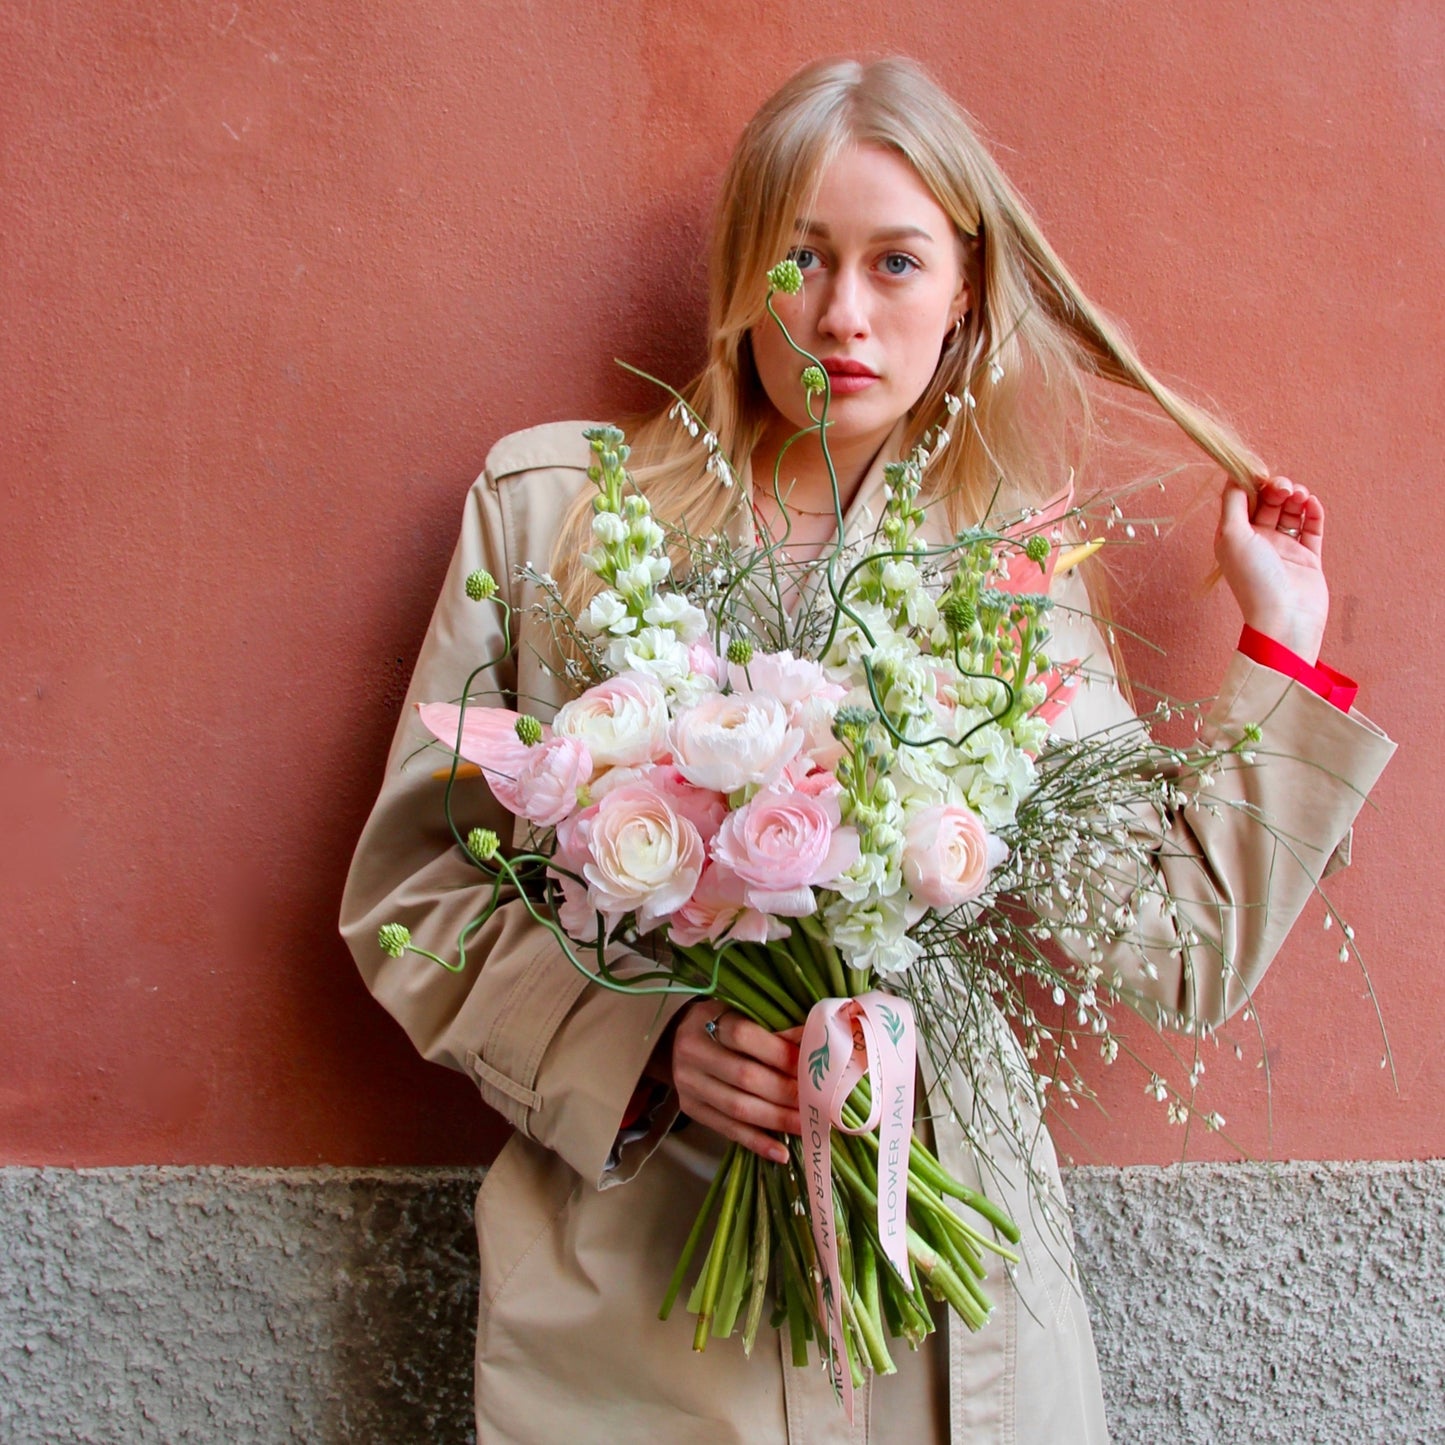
[2,1160,1440,1443]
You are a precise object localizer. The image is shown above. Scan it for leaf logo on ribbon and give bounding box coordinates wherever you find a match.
[878,1003,906,1052]
[808,1038,831,1090]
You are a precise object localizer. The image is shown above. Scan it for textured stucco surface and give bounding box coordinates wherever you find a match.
[2,1161,1440,1443]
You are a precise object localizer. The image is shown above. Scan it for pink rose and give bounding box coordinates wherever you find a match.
[669,692,802,793]
[902,804,1008,911]
[511,735,593,827]
[582,785,705,934]
[553,672,670,767]
[712,787,860,916]
[416,702,536,813]
[669,863,790,947]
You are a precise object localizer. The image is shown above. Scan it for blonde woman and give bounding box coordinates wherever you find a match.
[340,57,1393,1443]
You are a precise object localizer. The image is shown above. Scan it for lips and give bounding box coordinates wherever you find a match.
[819,358,880,395]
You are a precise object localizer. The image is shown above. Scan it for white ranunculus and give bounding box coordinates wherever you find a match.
[668,692,802,793]
[553,671,670,767]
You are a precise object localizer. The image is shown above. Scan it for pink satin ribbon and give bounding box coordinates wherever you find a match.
[796,991,916,1420]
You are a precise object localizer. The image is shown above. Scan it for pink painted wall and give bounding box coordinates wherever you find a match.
[2,2,1439,1168]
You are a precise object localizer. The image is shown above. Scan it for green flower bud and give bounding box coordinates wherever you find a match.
[767,259,804,295]
[515,715,543,747]
[800,365,826,394]
[940,594,977,634]
[1024,535,1050,564]
[583,424,625,451]
[831,705,877,742]
[377,922,411,958]
[466,827,500,863]
[726,638,753,666]
[1241,722,1263,744]
[465,569,498,602]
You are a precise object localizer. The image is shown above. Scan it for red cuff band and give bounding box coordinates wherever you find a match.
[1238,625,1359,712]
[619,1083,658,1132]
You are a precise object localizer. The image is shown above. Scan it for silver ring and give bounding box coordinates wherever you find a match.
[703,1011,725,1042]
[1281,526,1300,538]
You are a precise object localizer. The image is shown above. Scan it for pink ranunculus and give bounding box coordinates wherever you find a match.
[587,761,655,803]
[792,690,847,772]
[549,805,599,941]
[731,650,847,771]
[581,785,705,934]
[669,862,790,947]
[553,672,671,768]
[416,702,538,813]
[711,787,860,917]
[511,735,593,827]
[902,804,1008,911]
[649,765,728,844]
[687,639,725,686]
[729,649,831,706]
[669,692,802,794]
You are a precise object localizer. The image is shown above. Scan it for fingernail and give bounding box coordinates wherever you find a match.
[771,1145,788,1165]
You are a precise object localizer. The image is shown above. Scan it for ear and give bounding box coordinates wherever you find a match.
[952,274,973,326]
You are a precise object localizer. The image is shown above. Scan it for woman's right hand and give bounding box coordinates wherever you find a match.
[669,1002,801,1165]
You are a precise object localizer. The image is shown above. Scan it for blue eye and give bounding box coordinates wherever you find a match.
[881,252,920,277]
[788,246,821,272]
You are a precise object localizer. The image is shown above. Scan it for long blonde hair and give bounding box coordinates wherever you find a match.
[553,55,1264,616]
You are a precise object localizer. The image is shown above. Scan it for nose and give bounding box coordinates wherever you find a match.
[817,266,868,341]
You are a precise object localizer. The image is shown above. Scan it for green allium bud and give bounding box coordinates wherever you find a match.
[726,638,753,666]
[767,259,804,295]
[800,365,826,394]
[465,569,498,602]
[940,594,977,634]
[377,922,411,958]
[1024,535,1050,564]
[515,715,543,747]
[466,827,500,863]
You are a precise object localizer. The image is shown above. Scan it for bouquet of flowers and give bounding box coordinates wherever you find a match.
[375,261,1325,1416]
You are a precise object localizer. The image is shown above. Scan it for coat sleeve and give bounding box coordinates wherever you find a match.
[339,455,686,1189]
[1043,569,1396,1031]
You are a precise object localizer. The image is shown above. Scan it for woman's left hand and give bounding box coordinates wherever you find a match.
[1214,475,1329,665]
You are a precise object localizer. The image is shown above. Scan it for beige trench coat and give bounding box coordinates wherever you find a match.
[340,421,1395,1444]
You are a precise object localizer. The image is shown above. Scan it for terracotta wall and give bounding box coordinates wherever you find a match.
[2,0,1439,1168]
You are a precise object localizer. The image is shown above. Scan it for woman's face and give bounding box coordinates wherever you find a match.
[749,143,969,457]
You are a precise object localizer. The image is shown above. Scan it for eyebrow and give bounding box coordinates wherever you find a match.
[795,221,938,245]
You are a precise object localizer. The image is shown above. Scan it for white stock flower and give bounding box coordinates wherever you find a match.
[608,626,693,690]
[613,561,658,596]
[590,512,629,545]
[830,849,900,905]
[643,592,708,644]
[825,891,922,977]
[581,590,635,638]
[630,517,666,552]
[881,560,922,594]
